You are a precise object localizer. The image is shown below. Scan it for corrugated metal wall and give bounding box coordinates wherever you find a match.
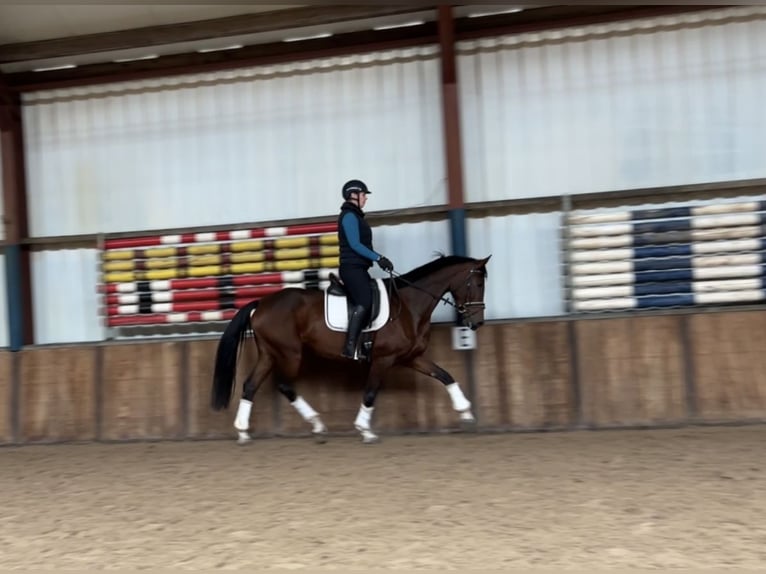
[372,219,454,323]
[31,249,102,344]
[21,45,444,238]
[468,212,564,319]
[458,6,766,203]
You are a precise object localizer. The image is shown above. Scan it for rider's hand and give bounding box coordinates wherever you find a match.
[377,256,394,272]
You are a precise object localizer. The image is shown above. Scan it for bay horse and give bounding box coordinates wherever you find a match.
[210,253,491,444]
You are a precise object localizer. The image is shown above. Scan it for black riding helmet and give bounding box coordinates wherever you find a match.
[342,179,371,200]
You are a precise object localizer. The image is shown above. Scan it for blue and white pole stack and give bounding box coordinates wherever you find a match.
[563,199,766,312]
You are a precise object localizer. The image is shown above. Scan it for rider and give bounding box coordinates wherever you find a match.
[337,179,394,359]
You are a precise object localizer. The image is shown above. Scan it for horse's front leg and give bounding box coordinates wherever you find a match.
[403,356,476,428]
[353,357,394,444]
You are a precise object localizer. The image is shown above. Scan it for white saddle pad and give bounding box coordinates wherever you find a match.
[324,278,390,333]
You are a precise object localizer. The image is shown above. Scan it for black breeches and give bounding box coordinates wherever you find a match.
[339,265,372,310]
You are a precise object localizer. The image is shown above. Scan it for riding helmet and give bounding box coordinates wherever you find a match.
[342,179,371,200]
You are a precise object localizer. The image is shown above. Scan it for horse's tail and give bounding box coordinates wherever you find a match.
[210,299,260,411]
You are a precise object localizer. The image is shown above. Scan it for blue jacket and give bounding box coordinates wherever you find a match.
[337,201,380,268]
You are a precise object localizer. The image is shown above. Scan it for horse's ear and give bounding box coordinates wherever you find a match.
[482,254,492,265]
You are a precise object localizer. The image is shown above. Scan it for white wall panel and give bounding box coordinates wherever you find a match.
[459,6,766,202]
[372,219,454,323]
[375,215,565,322]
[467,213,564,320]
[0,253,7,348]
[31,249,102,344]
[22,46,444,237]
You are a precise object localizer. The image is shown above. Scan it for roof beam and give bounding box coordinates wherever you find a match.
[0,4,429,64]
[3,5,720,92]
[455,4,721,40]
[4,21,441,91]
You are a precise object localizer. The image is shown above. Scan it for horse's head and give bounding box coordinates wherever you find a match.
[450,255,491,330]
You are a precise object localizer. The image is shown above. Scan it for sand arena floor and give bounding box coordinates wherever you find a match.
[1,425,765,570]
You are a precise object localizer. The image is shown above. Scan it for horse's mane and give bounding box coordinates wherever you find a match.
[386,251,484,288]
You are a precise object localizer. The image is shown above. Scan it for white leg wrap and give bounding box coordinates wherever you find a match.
[291,396,319,421]
[292,396,326,434]
[234,399,252,431]
[354,404,374,431]
[310,417,327,435]
[446,382,472,412]
[354,404,378,443]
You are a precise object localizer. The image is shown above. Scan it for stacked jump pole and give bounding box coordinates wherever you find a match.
[562,199,766,313]
[99,222,339,331]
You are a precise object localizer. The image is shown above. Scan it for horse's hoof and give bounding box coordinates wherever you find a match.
[460,418,477,432]
[362,434,380,444]
[313,431,328,444]
[236,431,252,445]
[460,419,478,432]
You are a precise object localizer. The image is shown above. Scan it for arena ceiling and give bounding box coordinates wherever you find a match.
[0,3,714,89]
[0,3,503,72]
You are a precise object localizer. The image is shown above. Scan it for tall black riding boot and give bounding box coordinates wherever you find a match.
[341,305,368,360]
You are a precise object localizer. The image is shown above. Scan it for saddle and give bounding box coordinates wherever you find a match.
[324,273,390,360]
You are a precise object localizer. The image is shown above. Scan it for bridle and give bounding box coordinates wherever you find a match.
[453,268,487,322]
[385,266,486,324]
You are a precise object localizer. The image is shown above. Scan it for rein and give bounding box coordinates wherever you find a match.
[387,271,454,307]
[384,267,485,323]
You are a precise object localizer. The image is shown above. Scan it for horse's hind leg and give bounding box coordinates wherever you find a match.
[354,357,395,444]
[403,356,476,429]
[275,374,328,444]
[234,359,273,445]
